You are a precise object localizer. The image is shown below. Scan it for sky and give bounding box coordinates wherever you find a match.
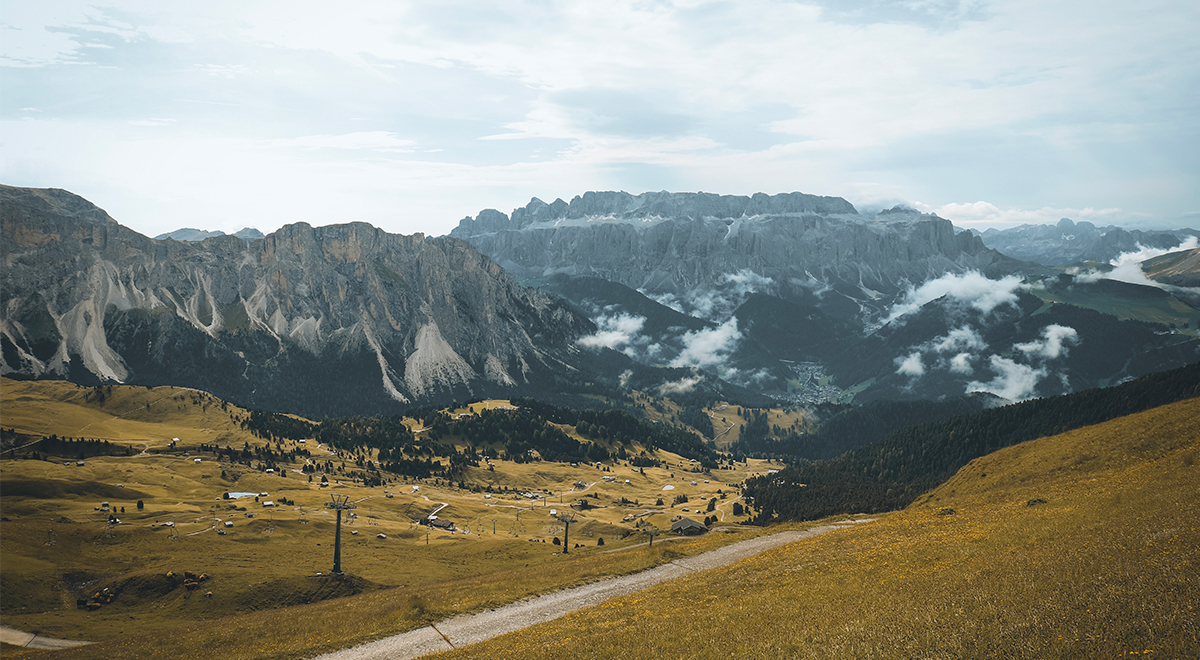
[2,0,1198,238]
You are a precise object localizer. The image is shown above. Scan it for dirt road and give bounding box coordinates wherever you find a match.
[312,519,873,660]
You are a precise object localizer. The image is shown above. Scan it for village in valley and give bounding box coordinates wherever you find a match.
[0,377,784,646]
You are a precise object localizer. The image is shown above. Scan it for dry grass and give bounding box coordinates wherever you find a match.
[430,397,1200,659]
[0,378,769,658]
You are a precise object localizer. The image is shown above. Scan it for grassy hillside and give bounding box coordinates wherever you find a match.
[431,396,1200,659]
[0,378,778,657]
[745,361,1200,521]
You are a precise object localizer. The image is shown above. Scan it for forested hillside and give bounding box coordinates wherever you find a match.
[744,361,1200,522]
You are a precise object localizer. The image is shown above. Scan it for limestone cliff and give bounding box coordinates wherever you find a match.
[451,192,1013,315]
[1,185,592,415]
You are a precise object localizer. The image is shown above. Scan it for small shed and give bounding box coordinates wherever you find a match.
[670,518,708,536]
[262,501,275,507]
[429,518,455,532]
[223,521,233,528]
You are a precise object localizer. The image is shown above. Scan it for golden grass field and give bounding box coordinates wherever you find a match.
[0,377,775,658]
[3,378,1196,658]
[430,396,1200,659]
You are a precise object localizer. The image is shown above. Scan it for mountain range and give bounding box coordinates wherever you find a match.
[452,192,1200,403]
[155,227,266,242]
[3,184,1199,417]
[1,185,595,416]
[974,217,1200,266]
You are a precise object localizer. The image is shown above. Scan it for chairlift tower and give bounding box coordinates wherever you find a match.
[553,512,577,554]
[325,493,356,574]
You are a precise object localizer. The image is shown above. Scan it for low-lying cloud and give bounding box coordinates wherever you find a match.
[894,351,924,377]
[1104,237,1200,289]
[931,325,986,353]
[1015,324,1078,359]
[886,271,1026,322]
[647,269,776,321]
[669,318,742,369]
[967,355,1047,401]
[949,352,973,374]
[577,313,648,352]
[659,376,702,395]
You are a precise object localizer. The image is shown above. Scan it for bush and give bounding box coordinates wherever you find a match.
[597,537,604,546]
[136,500,144,510]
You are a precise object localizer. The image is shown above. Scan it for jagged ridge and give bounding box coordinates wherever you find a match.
[0,185,593,415]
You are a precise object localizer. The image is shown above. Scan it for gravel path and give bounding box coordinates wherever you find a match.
[312,519,873,660]
[0,625,92,650]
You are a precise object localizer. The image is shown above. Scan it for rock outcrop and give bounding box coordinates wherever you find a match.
[451,192,1013,315]
[1,185,592,415]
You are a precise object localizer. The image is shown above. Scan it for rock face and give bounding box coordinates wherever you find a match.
[1,185,592,416]
[452,193,1013,317]
[155,227,265,242]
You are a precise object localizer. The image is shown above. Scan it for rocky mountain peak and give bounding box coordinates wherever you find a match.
[1,185,592,416]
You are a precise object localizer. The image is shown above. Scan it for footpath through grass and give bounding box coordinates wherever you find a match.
[28,525,783,660]
[429,397,1200,659]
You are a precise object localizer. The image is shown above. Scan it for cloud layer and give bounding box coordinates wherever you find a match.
[886,271,1026,322]
[3,1,1197,237]
[669,319,742,370]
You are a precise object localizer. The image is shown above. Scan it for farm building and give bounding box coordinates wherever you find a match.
[670,518,708,536]
[428,518,456,532]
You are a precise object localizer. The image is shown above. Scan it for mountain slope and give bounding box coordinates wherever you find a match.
[431,395,1200,659]
[743,360,1200,522]
[0,185,593,416]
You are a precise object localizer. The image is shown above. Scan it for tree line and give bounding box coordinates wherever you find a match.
[744,361,1200,523]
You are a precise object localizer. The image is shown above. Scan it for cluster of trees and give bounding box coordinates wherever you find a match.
[679,406,715,439]
[214,441,309,473]
[1,430,132,459]
[744,361,1200,523]
[512,398,720,468]
[440,407,610,464]
[244,410,318,441]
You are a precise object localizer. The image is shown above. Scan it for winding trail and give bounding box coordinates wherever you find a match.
[312,519,874,660]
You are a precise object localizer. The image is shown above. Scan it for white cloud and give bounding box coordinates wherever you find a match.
[932,325,985,353]
[669,318,741,369]
[895,351,924,377]
[887,271,1026,322]
[967,355,1046,401]
[2,1,1198,236]
[577,313,647,350]
[1104,237,1200,288]
[659,376,702,395]
[1015,324,1079,360]
[949,352,974,374]
[723,269,775,296]
[677,270,775,320]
